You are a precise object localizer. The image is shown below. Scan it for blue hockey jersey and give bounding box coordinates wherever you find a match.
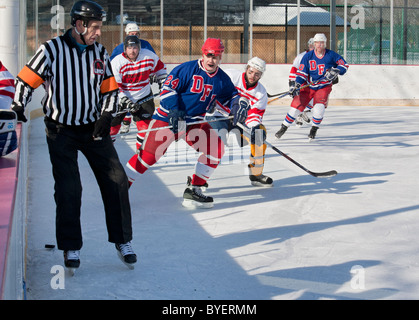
[154,59,239,123]
[296,49,349,90]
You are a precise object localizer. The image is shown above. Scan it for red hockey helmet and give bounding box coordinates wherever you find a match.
[201,38,225,57]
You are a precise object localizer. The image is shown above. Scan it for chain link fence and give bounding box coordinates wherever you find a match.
[25,0,419,65]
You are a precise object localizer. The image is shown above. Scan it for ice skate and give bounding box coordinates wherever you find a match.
[275,124,288,139]
[249,174,273,187]
[182,185,214,209]
[295,115,303,127]
[308,126,318,142]
[301,110,311,124]
[64,250,80,276]
[115,242,137,269]
[119,120,130,134]
[248,165,273,187]
[186,176,208,191]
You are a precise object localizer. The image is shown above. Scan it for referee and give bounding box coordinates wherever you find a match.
[12,1,137,271]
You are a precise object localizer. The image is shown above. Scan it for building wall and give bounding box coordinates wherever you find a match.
[98,25,345,64]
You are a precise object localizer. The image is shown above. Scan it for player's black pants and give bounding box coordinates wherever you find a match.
[44,117,133,251]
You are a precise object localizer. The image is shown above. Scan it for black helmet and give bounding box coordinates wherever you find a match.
[124,35,140,49]
[70,1,106,27]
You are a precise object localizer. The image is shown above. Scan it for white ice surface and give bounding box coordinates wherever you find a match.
[24,105,419,300]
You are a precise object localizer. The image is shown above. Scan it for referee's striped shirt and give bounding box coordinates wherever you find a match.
[13,29,118,126]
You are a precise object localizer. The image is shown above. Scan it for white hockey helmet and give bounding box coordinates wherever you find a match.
[247,56,266,73]
[313,33,327,43]
[308,38,314,46]
[125,23,140,34]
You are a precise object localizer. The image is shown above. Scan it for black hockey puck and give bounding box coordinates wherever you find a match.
[45,244,56,249]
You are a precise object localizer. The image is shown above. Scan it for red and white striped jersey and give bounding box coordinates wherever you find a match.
[289,51,308,82]
[0,61,15,109]
[111,49,166,103]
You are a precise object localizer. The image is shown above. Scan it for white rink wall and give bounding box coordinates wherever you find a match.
[259,64,419,102]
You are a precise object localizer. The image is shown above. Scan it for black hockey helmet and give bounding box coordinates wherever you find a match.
[124,35,140,49]
[70,1,106,27]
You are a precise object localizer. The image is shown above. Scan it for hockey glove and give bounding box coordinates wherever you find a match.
[230,97,250,126]
[0,110,18,156]
[250,124,267,146]
[289,80,296,90]
[150,74,167,91]
[289,82,301,98]
[167,108,185,134]
[11,104,28,122]
[118,96,136,113]
[156,74,167,90]
[324,67,340,82]
[93,111,113,139]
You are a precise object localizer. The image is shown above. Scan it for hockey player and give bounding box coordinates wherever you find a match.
[126,38,244,209]
[276,38,315,138]
[0,61,18,157]
[110,23,155,60]
[111,35,167,152]
[110,22,156,135]
[292,38,315,127]
[275,33,348,141]
[206,57,273,187]
[12,0,136,272]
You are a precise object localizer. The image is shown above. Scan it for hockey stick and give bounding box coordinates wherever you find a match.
[267,83,311,105]
[267,75,332,105]
[264,140,337,178]
[236,122,337,178]
[137,116,234,134]
[267,91,293,104]
[116,93,160,115]
[267,90,290,98]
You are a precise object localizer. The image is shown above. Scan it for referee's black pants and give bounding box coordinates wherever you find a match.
[44,117,133,251]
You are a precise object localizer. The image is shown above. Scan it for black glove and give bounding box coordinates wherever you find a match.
[167,108,185,134]
[230,97,249,126]
[324,67,340,82]
[250,124,267,146]
[11,104,28,123]
[289,81,301,98]
[93,111,113,138]
[120,95,155,115]
[289,80,295,89]
[149,74,156,84]
[150,74,167,90]
[156,75,167,90]
[118,96,135,113]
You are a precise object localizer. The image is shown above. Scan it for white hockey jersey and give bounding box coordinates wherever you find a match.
[211,68,268,128]
[111,48,166,103]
